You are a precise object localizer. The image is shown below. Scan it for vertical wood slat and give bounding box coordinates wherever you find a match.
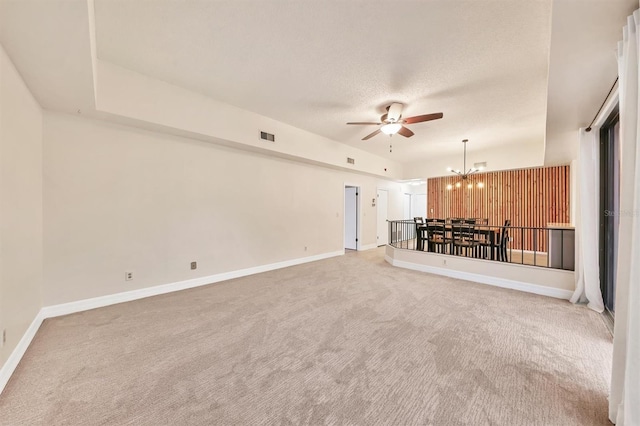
[426,165,571,251]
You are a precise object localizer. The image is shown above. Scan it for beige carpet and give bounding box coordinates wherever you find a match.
[0,249,612,425]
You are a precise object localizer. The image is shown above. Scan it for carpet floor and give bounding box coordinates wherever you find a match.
[0,248,613,425]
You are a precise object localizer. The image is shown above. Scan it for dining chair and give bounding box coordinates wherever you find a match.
[426,222,448,253]
[476,225,495,259]
[498,220,511,261]
[414,217,427,250]
[452,223,479,257]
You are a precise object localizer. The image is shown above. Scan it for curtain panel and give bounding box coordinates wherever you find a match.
[571,129,604,312]
[610,9,640,425]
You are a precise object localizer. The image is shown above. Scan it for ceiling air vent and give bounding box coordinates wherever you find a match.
[260,131,275,142]
[347,157,355,165]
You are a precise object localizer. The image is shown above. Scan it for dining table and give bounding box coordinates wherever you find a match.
[417,222,500,260]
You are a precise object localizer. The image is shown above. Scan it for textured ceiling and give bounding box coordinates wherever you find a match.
[93,0,553,162]
[1,0,631,167]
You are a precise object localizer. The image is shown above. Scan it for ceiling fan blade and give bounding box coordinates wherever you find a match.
[362,129,382,140]
[403,112,444,124]
[398,126,414,138]
[347,122,381,125]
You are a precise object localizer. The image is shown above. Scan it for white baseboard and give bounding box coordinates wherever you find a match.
[358,243,378,251]
[385,254,573,300]
[41,250,344,319]
[1,249,344,395]
[0,311,46,394]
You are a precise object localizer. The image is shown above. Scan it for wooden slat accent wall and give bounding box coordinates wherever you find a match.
[427,165,570,251]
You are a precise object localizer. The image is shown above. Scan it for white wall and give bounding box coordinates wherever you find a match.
[0,44,43,366]
[43,112,404,305]
[544,129,578,166]
[95,60,404,181]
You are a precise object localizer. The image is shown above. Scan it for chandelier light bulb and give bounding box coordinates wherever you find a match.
[446,184,453,190]
[477,182,484,188]
[455,182,461,188]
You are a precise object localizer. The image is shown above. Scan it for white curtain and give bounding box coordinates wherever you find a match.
[571,129,604,312]
[610,10,640,425]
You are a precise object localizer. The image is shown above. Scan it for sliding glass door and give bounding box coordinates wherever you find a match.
[599,107,620,316]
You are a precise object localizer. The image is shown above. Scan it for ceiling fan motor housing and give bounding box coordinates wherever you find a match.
[387,103,403,122]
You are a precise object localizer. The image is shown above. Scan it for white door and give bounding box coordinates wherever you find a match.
[377,189,389,246]
[344,187,358,250]
[403,193,412,219]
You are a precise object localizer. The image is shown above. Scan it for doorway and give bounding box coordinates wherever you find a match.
[599,106,620,318]
[412,193,427,219]
[377,189,389,246]
[403,193,412,219]
[344,186,359,250]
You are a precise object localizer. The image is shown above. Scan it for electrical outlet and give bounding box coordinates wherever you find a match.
[2,329,6,347]
[443,259,447,266]
[304,246,308,251]
[125,272,133,281]
[190,261,197,270]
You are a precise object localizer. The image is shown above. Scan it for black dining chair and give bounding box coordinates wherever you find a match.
[452,223,479,257]
[476,225,495,260]
[414,217,427,250]
[477,220,510,261]
[426,222,448,253]
[498,220,511,262]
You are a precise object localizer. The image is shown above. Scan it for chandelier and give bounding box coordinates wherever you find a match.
[446,139,484,190]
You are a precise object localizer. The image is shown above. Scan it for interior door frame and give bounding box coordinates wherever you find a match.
[343,183,361,251]
[376,188,389,246]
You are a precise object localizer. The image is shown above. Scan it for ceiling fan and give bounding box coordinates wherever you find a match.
[347,103,443,140]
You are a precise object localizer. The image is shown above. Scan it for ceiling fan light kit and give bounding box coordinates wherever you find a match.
[381,123,402,135]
